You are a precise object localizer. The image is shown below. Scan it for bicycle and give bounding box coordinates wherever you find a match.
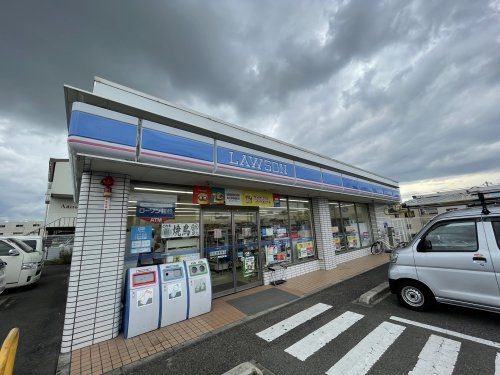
[370,237,408,254]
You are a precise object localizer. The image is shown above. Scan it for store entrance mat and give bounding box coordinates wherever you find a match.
[227,288,298,315]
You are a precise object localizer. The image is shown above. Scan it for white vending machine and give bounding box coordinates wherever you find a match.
[185,258,212,318]
[158,262,188,327]
[123,266,160,339]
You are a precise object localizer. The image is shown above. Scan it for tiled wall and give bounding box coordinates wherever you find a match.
[263,260,320,285]
[335,247,371,264]
[61,172,130,353]
[311,198,336,270]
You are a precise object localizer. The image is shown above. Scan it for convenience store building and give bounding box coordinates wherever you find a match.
[61,77,400,352]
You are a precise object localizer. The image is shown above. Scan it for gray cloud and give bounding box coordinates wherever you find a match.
[0,0,499,218]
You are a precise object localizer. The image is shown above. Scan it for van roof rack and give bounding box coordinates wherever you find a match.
[465,188,500,215]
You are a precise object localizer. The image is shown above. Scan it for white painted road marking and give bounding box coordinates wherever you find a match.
[284,311,364,361]
[496,353,499,375]
[325,321,406,375]
[408,334,460,375]
[390,316,500,349]
[256,303,332,342]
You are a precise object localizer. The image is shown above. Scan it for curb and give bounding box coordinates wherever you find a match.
[358,281,390,305]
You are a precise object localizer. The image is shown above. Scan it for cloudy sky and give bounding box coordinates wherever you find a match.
[1,0,500,220]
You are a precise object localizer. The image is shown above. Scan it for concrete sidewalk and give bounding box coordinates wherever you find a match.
[69,255,389,375]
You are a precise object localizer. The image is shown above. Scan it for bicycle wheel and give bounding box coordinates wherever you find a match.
[370,241,384,255]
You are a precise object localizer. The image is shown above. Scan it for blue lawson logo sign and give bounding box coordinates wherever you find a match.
[136,202,175,219]
[217,147,293,177]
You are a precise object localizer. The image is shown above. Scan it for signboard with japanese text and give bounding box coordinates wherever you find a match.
[161,222,200,239]
[136,201,175,222]
[225,190,280,207]
[130,226,152,254]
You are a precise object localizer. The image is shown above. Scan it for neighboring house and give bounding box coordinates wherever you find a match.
[43,158,78,236]
[0,220,44,236]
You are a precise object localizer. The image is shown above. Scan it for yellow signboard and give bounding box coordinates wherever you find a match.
[241,191,274,207]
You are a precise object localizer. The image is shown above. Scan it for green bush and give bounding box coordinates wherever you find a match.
[59,248,73,264]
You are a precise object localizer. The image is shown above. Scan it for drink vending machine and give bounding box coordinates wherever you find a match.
[123,266,160,339]
[185,259,212,318]
[158,262,188,327]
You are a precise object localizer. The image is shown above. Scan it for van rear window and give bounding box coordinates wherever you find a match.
[492,221,500,249]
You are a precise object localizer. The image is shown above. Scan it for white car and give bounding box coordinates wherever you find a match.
[10,236,44,255]
[0,259,6,295]
[0,238,44,289]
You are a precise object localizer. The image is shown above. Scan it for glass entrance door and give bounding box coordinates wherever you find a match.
[234,210,261,289]
[202,208,262,297]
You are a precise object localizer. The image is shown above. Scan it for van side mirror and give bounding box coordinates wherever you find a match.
[8,249,20,256]
[417,239,432,252]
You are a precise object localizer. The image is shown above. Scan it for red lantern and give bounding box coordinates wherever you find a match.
[101,176,114,197]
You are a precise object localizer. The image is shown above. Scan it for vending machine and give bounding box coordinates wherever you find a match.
[158,262,188,327]
[185,258,212,318]
[123,266,160,339]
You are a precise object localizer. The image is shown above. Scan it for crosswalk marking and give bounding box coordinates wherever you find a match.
[284,311,364,361]
[390,316,500,349]
[325,321,406,375]
[495,353,499,375]
[256,303,332,342]
[408,334,460,375]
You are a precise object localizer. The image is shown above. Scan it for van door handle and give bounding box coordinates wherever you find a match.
[472,255,487,263]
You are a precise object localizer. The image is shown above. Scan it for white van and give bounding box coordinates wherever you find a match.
[10,236,44,255]
[0,238,44,289]
[388,206,500,313]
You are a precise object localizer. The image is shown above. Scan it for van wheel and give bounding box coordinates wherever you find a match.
[397,281,434,311]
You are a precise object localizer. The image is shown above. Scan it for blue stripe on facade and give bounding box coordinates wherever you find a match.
[342,177,360,190]
[358,181,373,193]
[69,110,137,147]
[217,147,294,178]
[295,165,322,183]
[373,185,384,195]
[142,128,214,162]
[322,172,343,187]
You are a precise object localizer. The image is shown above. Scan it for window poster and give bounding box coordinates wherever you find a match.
[296,241,314,258]
[131,226,152,254]
[244,256,255,277]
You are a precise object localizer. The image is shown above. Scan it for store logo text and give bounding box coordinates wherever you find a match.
[228,151,288,175]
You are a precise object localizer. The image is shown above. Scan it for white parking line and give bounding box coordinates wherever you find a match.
[496,353,499,375]
[325,321,405,375]
[284,311,364,361]
[256,303,332,342]
[408,334,461,375]
[390,316,500,349]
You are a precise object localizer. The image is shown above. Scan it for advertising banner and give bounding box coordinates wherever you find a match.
[225,190,279,207]
[211,187,225,205]
[193,186,210,205]
[130,225,152,254]
[161,222,200,239]
[296,241,314,258]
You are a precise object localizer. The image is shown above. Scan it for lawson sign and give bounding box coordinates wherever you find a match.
[217,147,294,180]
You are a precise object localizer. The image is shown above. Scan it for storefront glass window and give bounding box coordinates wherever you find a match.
[340,203,360,250]
[355,204,373,247]
[330,202,344,251]
[329,201,372,252]
[289,198,316,262]
[260,198,291,265]
[124,185,200,274]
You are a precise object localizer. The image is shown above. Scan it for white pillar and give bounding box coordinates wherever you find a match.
[61,172,130,352]
[312,197,336,270]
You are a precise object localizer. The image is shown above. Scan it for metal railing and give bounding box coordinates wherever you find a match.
[23,216,76,236]
[0,328,19,375]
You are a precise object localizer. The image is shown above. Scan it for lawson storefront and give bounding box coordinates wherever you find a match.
[61,77,400,352]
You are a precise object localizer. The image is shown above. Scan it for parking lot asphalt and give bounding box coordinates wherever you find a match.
[120,264,500,375]
[0,264,69,375]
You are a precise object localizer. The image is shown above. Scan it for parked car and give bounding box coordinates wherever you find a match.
[0,259,6,295]
[388,206,500,313]
[0,238,44,289]
[9,235,44,255]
